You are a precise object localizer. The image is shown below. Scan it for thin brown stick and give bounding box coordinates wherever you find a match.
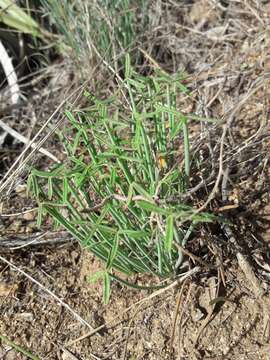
[0,207,38,217]
[195,124,227,213]
[0,56,108,195]
[82,194,156,213]
[0,119,59,163]
[0,231,75,249]
[0,97,69,193]
[174,242,215,269]
[169,279,188,354]
[177,124,227,226]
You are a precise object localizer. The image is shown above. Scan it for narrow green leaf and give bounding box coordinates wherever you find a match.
[48,177,53,200]
[87,270,104,284]
[26,173,33,197]
[140,124,155,183]
[37,204,43,227]
[171,118,184,139]
[0,0,41,36]
[127,182,134,206]
[31,174,39,198]
[0,334,39,360]
[32,165,64,178]
[132,183,155,203]
[155,104,182,117]
[44,205,81,239]
[99,153,142,163]
[165,214,174,252]
[110,167,116,187]
[119,229,149,238]
[103,272,111,304]
[65,110,77,125]
[136,200,169,215]
[106,234,119,270]
[62,177,68,203]
[182,118,190,181]
[125,53,131,79]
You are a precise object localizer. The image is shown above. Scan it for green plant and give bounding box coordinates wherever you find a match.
[0,335,40,360]
[0,0,41,36]
[40,0,148,71]
[28,57,217,303]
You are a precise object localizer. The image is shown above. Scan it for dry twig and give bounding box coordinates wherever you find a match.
[169,279,188,354]
[0,119,59,163]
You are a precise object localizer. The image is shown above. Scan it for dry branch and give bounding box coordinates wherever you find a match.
[0,230,75,249]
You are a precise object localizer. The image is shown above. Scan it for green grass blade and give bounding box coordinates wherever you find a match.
[0,0,41,36]
[103,272,111,304]
[0,335,39,360]
[182,117,190,181]
[106,233,119,270]
[165,213,174,253]
[87,270,104,284]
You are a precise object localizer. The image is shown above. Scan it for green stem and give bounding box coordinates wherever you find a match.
[0,335,39,360]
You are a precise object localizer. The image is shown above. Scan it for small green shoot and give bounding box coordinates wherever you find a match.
[0,335,39,360]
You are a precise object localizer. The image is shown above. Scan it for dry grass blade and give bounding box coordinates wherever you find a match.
[0,230,74,249]
[1,207,38,217]
[0,80,87,196]
[221,166,266,298]
[0,119,59,162]
[169,279,188,354]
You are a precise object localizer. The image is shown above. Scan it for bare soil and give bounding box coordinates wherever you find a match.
[1,1,270,359]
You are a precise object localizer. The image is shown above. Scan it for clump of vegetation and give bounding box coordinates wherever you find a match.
[40,0,149,72]
[28,57,217,303]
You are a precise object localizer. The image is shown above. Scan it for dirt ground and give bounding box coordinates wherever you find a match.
[1,1,270,359]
